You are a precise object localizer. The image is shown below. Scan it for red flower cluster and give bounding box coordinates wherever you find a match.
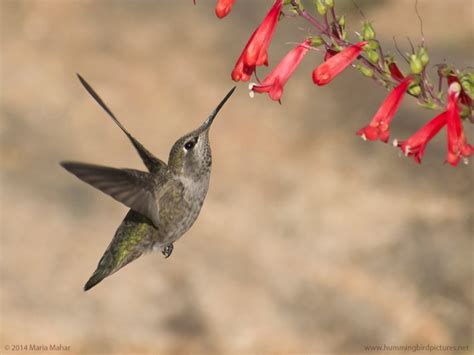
[227,1,370,100]
[393,82,473,165]
[203,0,473,166]
[353,75,472,165]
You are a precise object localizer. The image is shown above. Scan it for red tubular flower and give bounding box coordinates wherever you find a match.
[445,83,473,166]
[393,112,447,164]
[231,0,282,82]
[312,41,368,86]
[215,0,235,18]
[249,40,311,101]
[356,76,413,143]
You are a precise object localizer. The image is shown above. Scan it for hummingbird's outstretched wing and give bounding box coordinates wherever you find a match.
[76,74,167,174]
[60,161,160,227]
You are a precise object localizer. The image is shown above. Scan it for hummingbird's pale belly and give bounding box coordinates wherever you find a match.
[152,175,210,249]
[155,200,204,247]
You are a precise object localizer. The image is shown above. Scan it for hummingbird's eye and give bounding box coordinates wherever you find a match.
[184,137,198,151]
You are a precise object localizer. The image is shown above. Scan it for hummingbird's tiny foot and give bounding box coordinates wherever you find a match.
[161,244,174,258]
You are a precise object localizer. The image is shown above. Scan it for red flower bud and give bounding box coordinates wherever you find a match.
[215,0,235,19]
[356,76,413,143]
[231,0,282,82]
[312,41,368,86]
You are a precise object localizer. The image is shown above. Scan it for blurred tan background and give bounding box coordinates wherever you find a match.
[1,0,473,354]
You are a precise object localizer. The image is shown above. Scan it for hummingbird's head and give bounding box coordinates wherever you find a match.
[168,87,236,179]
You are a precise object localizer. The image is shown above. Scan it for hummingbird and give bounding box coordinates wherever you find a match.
[61,74,235,291]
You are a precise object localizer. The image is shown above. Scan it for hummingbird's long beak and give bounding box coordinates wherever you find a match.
[198,87,236,133]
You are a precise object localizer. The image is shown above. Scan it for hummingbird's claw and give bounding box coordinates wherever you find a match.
[161,244,174,258]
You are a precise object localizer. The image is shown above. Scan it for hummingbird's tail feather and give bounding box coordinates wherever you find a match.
[76,73,167,173]
[84,271,107,291]
[60,161,160,227]
[84,251,144,291]
[84,242,145,291]
[84,249,118,291]
[83,210,153,291]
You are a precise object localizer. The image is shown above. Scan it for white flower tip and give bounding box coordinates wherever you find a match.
[392,139,398,147]
[448,82,461,94]
[463,157,469,165]
[248,82,256,98]
[404,145,411,157]
[360,134,367,141]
